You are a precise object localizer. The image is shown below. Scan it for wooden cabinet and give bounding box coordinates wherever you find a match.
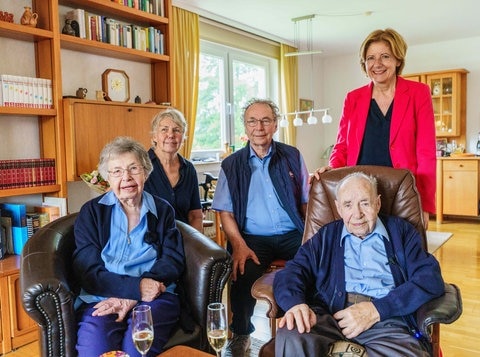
[436,158,480,223]
[0,255,38,354]
[63,99,164,180]
[403,69,468,146]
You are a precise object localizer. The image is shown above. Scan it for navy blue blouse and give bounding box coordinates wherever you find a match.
[357,99,393,167]
[144,148,202,224]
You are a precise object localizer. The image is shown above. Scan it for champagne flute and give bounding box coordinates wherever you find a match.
[207,302,228,357]
[132,305,154,357]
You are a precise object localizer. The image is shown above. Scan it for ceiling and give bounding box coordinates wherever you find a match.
[174,0,480,57]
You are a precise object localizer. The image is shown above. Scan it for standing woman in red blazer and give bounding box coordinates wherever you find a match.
[317,28,435,228]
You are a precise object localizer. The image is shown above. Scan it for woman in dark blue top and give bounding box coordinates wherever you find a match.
[144,109,203,232]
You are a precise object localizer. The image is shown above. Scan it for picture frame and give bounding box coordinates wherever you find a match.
[299,98,314,119]
[102,69,130,102]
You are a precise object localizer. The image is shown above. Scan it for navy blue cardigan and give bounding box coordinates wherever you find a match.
[73,194,185,301]
[274,215,444,330]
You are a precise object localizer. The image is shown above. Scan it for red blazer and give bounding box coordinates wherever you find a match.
[329,76,436,213]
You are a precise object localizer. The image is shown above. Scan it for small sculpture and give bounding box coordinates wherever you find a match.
[134,95,141,103]
[62,19,76,36]
[76,88,88,99]
[20,6,38,27]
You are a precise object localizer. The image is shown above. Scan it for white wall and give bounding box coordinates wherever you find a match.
[297,35,480,171]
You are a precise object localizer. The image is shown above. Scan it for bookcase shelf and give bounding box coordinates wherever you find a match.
[0,185,61,198]
[0,107,57,116]
[0,21,54,42]
[60,33,169,63]
[59,0,169,25]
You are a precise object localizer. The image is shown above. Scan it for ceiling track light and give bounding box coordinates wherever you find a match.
[279,108,332,128]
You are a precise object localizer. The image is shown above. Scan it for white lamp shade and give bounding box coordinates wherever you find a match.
[307,114,318,125]
[322,113,333,124]
[293,115,303,127]
[279,116,289,128]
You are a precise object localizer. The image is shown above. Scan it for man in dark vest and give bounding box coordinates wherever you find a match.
[212,98,310,357]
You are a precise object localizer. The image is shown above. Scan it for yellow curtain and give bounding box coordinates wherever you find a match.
[172,7,199,158]
[279,44,298,146]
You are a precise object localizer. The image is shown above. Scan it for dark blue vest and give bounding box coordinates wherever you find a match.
[221,141,305,233]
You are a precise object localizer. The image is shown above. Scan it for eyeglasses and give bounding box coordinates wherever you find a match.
[364,53,394,64]
[245,118,275,127]
[108,165,144,178]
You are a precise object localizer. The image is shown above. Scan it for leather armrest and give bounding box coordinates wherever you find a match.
[176,221,232,327]
[251,270,282,319]
[21,213,79,357]
[416,283,462,338]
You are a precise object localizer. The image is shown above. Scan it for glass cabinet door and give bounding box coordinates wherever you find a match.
[427,73,459,136]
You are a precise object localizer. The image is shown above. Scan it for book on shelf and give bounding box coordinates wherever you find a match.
[35,204,61,223]
[0,158,56,189]
[12,226,28,255]
[0,203,26,227]
[0,208,4,259]
[26,212,41,239]
[0,203,28,255]
[0,74,53,108]
[43,197,67,217]
[0,215,14,255]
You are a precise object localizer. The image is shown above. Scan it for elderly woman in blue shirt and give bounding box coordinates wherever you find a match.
[73,136,185,357]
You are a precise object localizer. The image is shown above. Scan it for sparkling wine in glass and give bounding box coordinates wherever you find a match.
[132,305,154,357]
[207,302,228,357]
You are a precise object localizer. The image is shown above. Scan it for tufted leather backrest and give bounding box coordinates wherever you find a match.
[304,165,427,249]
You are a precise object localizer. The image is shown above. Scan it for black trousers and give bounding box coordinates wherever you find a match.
[275,306,431,357]
[228,230,302,335]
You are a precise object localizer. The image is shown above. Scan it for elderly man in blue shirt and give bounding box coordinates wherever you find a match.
[274,171,444,357]
[212,98,310,357]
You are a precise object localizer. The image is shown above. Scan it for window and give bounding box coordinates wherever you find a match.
[191,40,278,160]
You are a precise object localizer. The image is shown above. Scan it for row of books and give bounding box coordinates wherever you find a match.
[0,159,56,189]
[111,0,165,17]
[64,8,165,54]
[0,75,53,108]
[0,202,61,257]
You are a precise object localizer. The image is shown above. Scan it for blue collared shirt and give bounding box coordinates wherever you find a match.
[77,191,174,306]
[212,145,309,235]
[341,218,395,298]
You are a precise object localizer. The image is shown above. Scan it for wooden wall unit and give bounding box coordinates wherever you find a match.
[1,0,172,352]
[0,256,38,354]
[0,0,172,198]
[436,157,480,223]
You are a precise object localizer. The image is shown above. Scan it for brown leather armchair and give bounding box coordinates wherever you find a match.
[20,213,232,357]
[252,165,462,357]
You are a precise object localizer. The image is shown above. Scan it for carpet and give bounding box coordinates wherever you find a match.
[427,231,453,253]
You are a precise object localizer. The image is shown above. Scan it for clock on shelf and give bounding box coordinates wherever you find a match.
[102,69,130,102]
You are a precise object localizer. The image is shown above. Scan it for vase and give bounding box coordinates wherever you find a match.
[20,6,38,27]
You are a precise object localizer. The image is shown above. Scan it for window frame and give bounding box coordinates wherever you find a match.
[190,39,278,161]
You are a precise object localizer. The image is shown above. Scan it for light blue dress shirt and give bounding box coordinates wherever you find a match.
[212,145,310,236]
[341,218,395,298]
[77,191,174,307]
